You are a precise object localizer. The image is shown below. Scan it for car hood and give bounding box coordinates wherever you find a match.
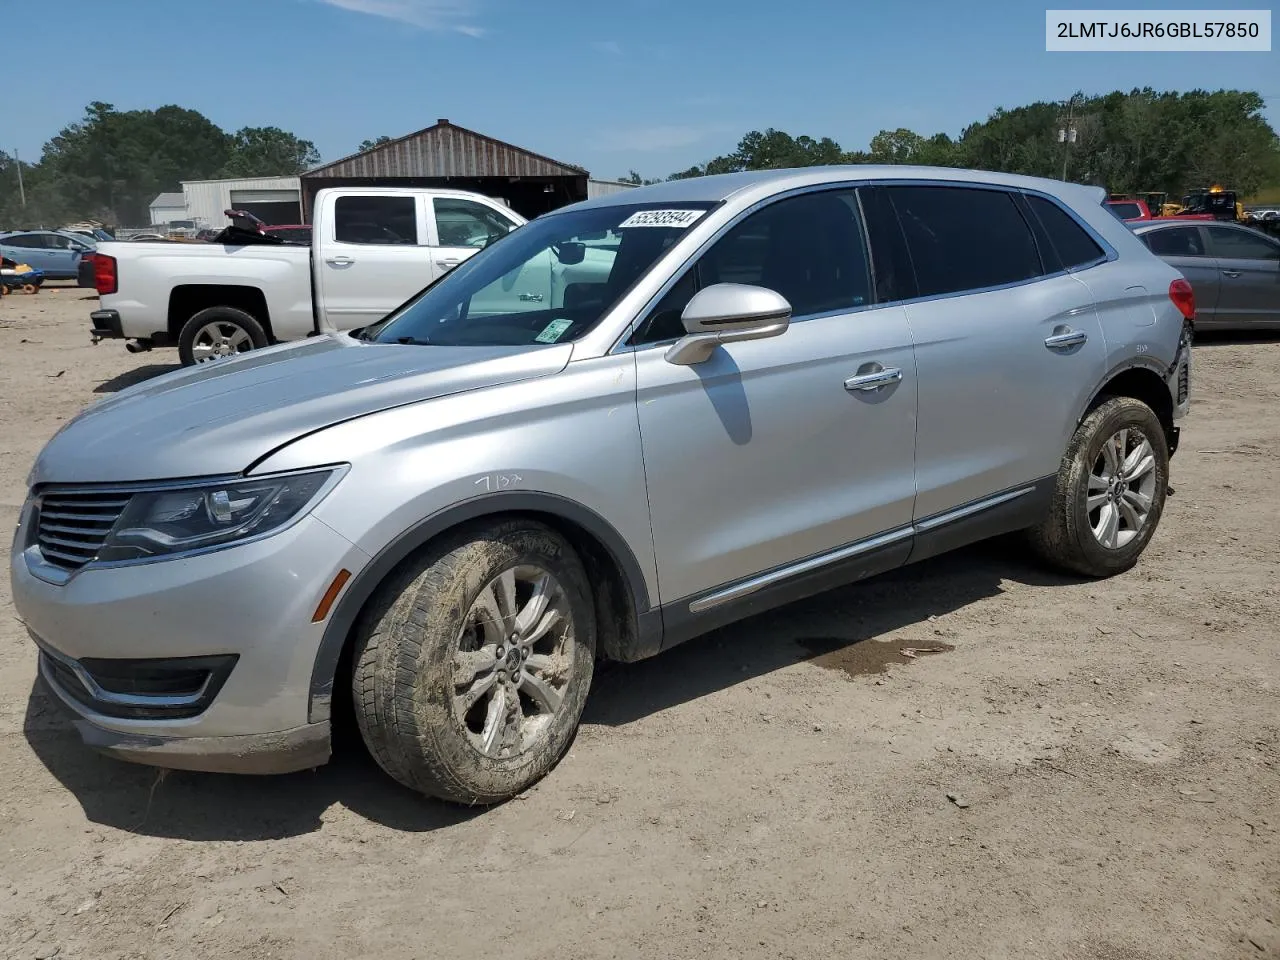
[31,335,573,485]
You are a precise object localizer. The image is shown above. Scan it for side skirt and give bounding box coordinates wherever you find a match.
[657,477,1055,654]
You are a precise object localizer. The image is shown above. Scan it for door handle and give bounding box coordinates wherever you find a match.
[844,367,903,392]
[325,256,355,266]
[437,257,461,267]
[1044,329,1088,349]
[1221,270,1242,278]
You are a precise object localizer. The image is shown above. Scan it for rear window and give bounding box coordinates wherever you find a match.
[1107,202,1142,220]
[1025,195,1106,269]
[1143,226,1205,258]
[886,186,1041,297]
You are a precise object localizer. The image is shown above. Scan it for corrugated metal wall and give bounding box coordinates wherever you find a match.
[587,179,641,199]
[182,176,302,227]
[304,122,585,180]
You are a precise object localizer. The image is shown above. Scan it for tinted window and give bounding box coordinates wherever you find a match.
[1107,202,1142,220]
[2,234,33,248]
[334,196,417,245]
[1143,226,1205,258]
[632,190,873,344]
[887,186,1041,297]
[434,198,517,248]
[1024,195,1106,269]
[1206,226,1279,260]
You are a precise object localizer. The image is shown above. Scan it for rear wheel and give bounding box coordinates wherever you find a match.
[1029,396,1169,577]
[177,306,268,366]
[352,519,596,804]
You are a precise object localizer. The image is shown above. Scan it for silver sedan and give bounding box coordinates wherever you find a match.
[1132,220,1280,331]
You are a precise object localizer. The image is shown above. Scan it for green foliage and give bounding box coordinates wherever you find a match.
[619,170,661,185]
[668,89,1280,199]
[1,103,319,227]
[358,135,395,153]
[218,127,320,179]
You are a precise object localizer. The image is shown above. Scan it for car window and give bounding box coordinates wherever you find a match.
[631,189,873,345]
[1023,195,1106,270]
[2,234,32,248]
[1142,226,1206,258]
[1206,226,1280,260]
[42,234,74,249]
[365,201,714,347]
[334,196,417,245]
[1107,202,1142,220]
[887,186,1041,297]
[433,198,517,249]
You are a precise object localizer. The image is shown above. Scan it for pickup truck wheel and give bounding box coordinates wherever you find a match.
[1029,396,1169,578]
[352,520,596,804]
[177,307,267,366]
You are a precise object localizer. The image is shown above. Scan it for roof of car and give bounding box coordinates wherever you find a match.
[563,165,1108,212]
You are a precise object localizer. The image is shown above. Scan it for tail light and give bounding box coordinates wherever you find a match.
[1168,278,1195,319]
[93,253,117,296]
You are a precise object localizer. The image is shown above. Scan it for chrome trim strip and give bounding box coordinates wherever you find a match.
[34,635,211,709]
[686,485,1038,615]
[687,526,914,614]
[913,485,1035,533]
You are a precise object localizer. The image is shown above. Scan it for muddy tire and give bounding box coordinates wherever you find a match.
[352,519,596,804]
[177,306,267,366]
[1028,396,1169,578]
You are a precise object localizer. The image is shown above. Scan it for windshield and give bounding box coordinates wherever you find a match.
[364,202,716,347]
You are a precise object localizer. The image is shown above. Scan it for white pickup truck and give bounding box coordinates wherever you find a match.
[87,187,532,365]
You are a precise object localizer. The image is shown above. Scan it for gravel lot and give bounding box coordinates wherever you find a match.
[1,285,1277,960]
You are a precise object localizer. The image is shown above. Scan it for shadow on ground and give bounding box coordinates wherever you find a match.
[24,538,1081,840]
[93,363,182,393]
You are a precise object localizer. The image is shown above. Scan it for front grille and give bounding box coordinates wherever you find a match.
[35,491,132,570]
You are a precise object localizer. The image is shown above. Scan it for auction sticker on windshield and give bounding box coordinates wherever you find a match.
[535,318,573,343]
[618,209,706,229]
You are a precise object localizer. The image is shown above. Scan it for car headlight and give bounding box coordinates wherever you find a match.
[96,468,341,562]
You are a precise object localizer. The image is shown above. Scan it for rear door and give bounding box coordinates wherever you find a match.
[875,183,1108,523]
[315,192,435,331]
[1139,225,1221,323]
[1204,225,1280,329]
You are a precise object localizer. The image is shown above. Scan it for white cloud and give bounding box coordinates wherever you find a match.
[591,40,622,55]
[316,0,484,35]
[596,124,718,153]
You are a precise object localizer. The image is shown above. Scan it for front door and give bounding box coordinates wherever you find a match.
[633,188,918,612]
[315,193,434,331]
[428,196,521,282]
[1205,225,1280,328]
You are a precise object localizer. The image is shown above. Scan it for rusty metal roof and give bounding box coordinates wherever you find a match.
[303,119,588,179]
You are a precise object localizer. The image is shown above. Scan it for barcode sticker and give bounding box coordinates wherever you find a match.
[617,209,706,229]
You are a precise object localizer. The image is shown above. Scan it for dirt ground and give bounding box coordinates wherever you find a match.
[1,285,1277,960]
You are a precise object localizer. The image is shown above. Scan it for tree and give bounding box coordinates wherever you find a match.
[358,135,394,153]
[619,170,660,185]
[219,127,320,178]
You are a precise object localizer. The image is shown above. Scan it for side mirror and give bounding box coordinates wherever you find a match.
[665,283,791,365]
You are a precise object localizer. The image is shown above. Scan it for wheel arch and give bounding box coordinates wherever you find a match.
[308,492,660,724]
[167,285,274,342]
[1081,360,1175,451]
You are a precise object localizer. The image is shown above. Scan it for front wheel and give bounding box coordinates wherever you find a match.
[1028,396,1170,578]
[177,306,268,366]
[352,520,596,804]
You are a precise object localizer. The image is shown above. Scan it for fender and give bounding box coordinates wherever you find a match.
[307,491,655,723]
[1078,354,1172,424]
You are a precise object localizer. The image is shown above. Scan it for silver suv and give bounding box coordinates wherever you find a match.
[11,168,1193,803]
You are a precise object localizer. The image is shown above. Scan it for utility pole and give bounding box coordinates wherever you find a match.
[1058,95,1080,182]
[14,147,26,207]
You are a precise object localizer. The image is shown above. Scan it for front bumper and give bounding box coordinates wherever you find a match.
[11,506,370,772]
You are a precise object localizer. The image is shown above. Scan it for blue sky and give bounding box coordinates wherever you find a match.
[6,0,1277,180]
